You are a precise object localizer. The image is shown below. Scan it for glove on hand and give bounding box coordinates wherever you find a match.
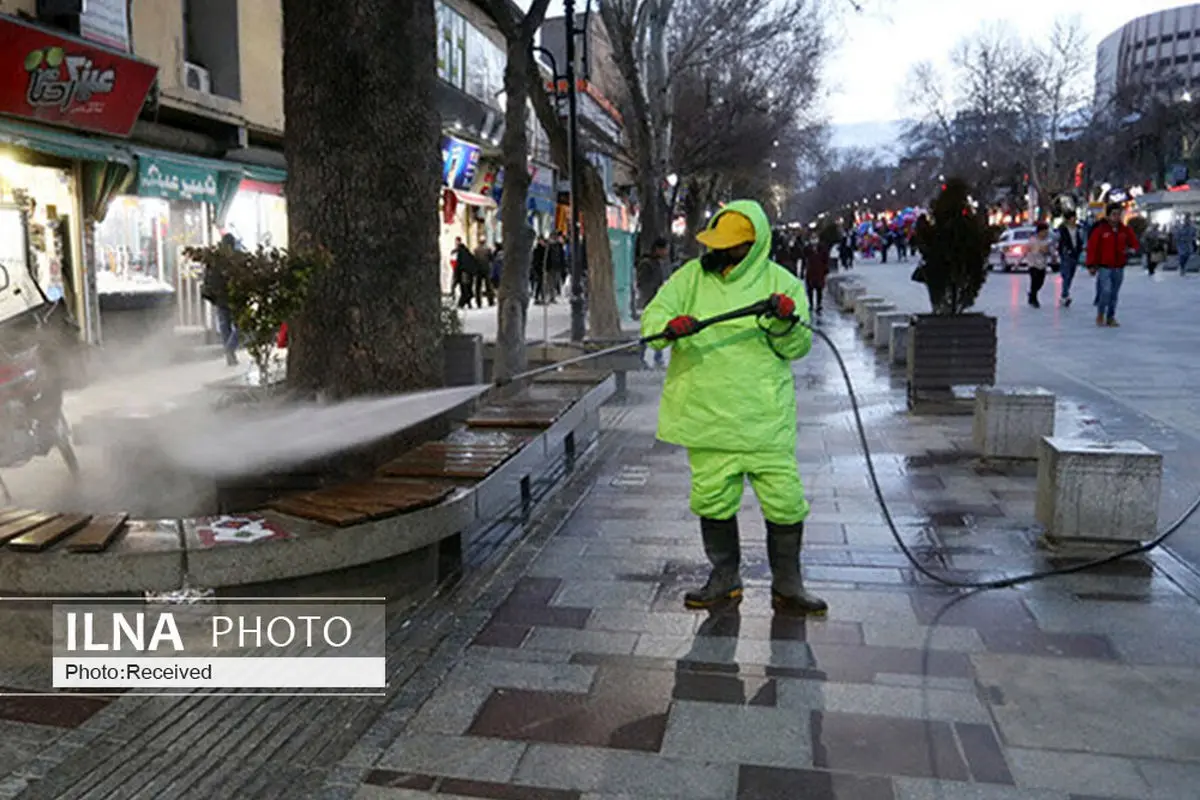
[767,293,796,319]
[664,315,700,340]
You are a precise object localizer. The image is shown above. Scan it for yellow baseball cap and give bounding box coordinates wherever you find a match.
[696,211,756,250]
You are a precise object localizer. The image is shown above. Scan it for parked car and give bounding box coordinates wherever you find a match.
[990,226,1037,271]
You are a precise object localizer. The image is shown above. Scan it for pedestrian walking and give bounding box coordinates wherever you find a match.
[453,239,477,308]
[1086,203,1141,328]
[1056,210,1083,306]
[635,238,672,368]
[490,243,503,296]
[801,235,829,316]
[531,237,548,304]
[1026,222,1052,308]
[639,199,827,617]
[1176,215,1196,275]
[472,238,495,307]
[202,233,241,366]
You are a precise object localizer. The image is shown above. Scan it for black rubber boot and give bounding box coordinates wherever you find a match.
[684,517,743,610]
[766,521,828,616]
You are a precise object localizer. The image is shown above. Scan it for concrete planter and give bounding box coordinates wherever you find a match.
[906,313,997,414]
[444,333,484,387]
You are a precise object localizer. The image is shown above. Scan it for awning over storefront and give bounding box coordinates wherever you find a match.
[241,164,287,185]
[0,116,133,166]
[454,189,496,209]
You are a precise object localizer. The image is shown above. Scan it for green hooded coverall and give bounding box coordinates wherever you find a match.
[640,200,813,525]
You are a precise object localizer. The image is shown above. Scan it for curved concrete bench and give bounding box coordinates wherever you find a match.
[0,371,616,595]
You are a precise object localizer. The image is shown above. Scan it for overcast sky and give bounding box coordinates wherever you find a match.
[825,0,1185,125]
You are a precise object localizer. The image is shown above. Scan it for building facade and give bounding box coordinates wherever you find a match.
[1096,3,1200,110]
[0,0,559,359]
[0,0,287,357]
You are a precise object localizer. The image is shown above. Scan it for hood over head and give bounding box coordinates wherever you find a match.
[701,199,773,281]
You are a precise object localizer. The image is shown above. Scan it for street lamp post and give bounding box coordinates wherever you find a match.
[564,0,587,341]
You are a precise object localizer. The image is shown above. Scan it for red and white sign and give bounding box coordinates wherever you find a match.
[0,15,157,137]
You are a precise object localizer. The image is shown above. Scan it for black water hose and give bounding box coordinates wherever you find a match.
[500,297,1200,589]
[801,318,1200,590]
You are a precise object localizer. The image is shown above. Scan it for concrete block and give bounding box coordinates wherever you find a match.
[840,285,867,312]
[829,279,858,307]
[973,386,1056,460]
[853,296,885,326]
[1035,438,1163,545]
[863,303,897,336]
[890,323,909,366]
[873,312,910,349]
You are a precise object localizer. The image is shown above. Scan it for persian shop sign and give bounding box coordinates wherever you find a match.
[0,15,157,137]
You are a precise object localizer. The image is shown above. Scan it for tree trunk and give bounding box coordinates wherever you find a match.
[282,0,442,400]
[493,38,533,382]
[581,169,621,338]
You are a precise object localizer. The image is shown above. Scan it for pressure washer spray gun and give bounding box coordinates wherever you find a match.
[494,297,800,387]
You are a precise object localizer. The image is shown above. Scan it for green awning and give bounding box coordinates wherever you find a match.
[0,117,133,166]
[130,146,244,202]
[240,164,286,184]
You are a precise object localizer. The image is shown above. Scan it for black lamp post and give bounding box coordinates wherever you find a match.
[563,0,587,341]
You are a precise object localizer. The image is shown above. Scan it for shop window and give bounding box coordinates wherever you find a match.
[93,196,209,295]
[183,0,242,101]
[465,25,505,106]
[437,3,467,90]
[0,158,77,320]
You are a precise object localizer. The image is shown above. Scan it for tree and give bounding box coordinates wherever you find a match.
[524,56,623,338]
[481,0,554,380]
[913,178,994,315]
[282,0,443,400]
[601,0,828,256]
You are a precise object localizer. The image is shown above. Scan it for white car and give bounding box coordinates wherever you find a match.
[990,226,1039,271]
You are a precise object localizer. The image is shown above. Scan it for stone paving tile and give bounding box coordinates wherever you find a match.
[811,711,970,780]
[892,778,1067,800]
[512,743,737,798]
[775,679,992,724]
[1004,749,1151,797]
[1135,758,1200,799]
[659,700,812,768]
[736,765,897,800]
[375,734,525,783]
[973,654,1200,761]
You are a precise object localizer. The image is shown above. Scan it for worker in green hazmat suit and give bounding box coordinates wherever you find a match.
[641,199,827,616]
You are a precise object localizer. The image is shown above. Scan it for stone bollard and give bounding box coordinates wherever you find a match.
[890,323,909,366]
[863,303,897,337]
[873,312,910,350]
[973,387,1055,459]
[853,296,885,327]
[833,281,861,308]
[830,281,859,307]
[840,285,867,312]
[1035,438,1163,547]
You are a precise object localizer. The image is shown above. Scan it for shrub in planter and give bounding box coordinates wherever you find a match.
[908,178,998,411]
[185,236,330,389]
[440,294,482,386]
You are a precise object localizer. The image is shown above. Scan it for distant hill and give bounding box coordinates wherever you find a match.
[828,120,910,161]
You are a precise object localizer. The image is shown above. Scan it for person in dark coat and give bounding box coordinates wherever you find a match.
[800,236,829,315]
[453,239,479,308]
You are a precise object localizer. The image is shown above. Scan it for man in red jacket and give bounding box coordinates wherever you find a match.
[1086,203,1140,328]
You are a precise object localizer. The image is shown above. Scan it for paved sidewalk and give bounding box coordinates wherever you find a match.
[836,260,1200,575]
[3,303,1199,798]
[332,309,1200,799]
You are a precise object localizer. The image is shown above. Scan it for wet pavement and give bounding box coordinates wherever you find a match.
[1,297,1199,798]
[837,259,1200,578]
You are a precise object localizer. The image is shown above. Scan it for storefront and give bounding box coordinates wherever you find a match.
[527,164,556,235]
[0,14,158,343]
[0,152,81,323]
[225,176,288,250]
[439,134,498,293]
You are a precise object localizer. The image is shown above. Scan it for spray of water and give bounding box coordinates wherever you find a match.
[157,384,490,478]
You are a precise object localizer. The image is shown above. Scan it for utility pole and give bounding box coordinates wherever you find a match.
[564,0,586,341]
